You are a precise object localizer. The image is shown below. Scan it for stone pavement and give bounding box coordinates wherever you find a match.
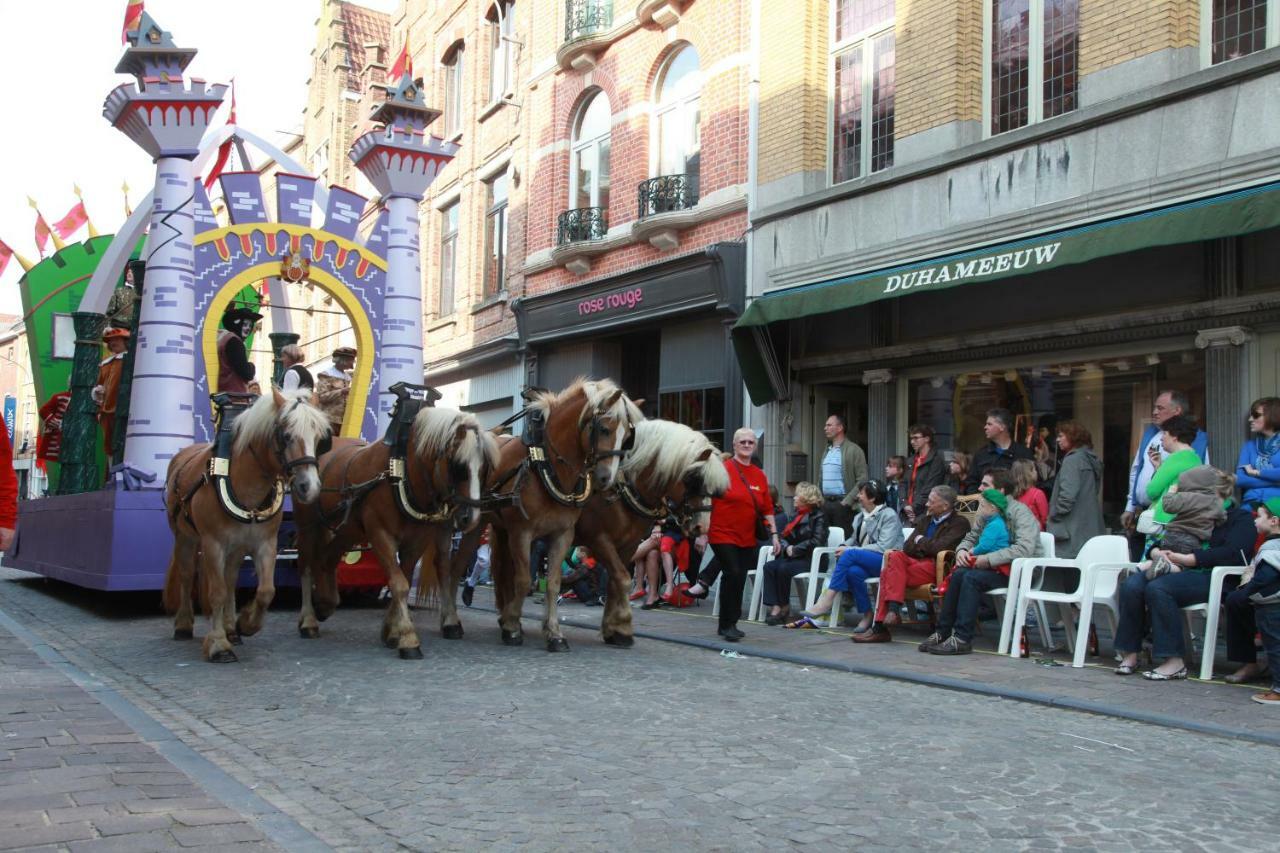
[2,567,1279,850]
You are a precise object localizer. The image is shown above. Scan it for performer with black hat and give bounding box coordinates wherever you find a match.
[217,305,262,394]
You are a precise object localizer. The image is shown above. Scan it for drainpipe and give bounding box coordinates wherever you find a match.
[743,0,760,441]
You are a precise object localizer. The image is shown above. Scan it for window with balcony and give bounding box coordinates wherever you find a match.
[439,203,459,316]
[830,1,895,184]
[488,1,516,103]
[1204,0,1277,65]
[442,42,465,137]
[483,170,509,299]
[641,45,701,216]
[565,0,613,43]
[561,92,610,244]
[986,0,1078,137]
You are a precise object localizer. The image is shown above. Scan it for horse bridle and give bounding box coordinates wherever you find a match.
[616,469,713,534]
[396,424,487,525]
[263,398,330,483]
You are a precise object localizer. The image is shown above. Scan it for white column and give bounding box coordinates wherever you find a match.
[376,193,425,431]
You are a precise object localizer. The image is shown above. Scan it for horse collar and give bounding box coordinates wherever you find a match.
[616,479,667,522]
[208,446,285,524]
[388,455,453,523]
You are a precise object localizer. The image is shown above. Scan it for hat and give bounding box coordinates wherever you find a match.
[981,488,1008,514]
[222,306,263,332]
[332,346,357,359]
[1262,497,1280,519]
[102,328,130,342]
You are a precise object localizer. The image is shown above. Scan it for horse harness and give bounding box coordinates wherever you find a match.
[610,468,713,533]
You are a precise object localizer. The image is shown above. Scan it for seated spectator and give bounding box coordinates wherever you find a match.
[790,480,903,630]
[1139,466,1226,579]
[964,408,1034,493]
[1011,458,1048,530]
[1225,500,1280,705]
[884,456,906,515]
[460,526,492,608]
[1145,416,1206,532]
[562,546,606,606]
[903,425,946,526]
[854,485,970,643]
[632,525,666,609]
[1047,421,1105,559]
[1115,469,1252,679]
[760,482,829,626]
[972,489,1011,555]
[1237,397,1280,510]
[946,452,971,495]
[921,470,1042,655]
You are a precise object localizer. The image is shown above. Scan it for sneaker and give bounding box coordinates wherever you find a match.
[918,631,944,653]
[718,626,745,642]
[928,634,972,655]
[461,584,475,608]
[1251,690,1280,706]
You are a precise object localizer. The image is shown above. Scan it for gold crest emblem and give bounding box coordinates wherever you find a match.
[280,250,311,283]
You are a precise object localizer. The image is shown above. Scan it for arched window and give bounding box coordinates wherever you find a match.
[442,42,465,138]
[488,1,515,103]
[570,92,611,211]
[655,46,701,183]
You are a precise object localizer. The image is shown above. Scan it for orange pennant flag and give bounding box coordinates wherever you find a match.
[122,1,145,44]
[52,201,89,240]
[388,41,412,83]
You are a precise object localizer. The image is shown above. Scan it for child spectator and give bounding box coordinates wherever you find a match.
[562,546,606,606]
[884,456,906,514]
[946,452,971,494]
[1230,498,1280,705]
[973,488,1012,559]
[1140,466,1226,580]
[1011,458,1049,530]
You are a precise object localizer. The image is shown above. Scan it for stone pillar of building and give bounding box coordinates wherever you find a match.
[104,13,225,476]
[863,368,896,474]
[1197,326,1253,475]
[350,74,457,431]
[58,312,107,495]
[269,331,301,388]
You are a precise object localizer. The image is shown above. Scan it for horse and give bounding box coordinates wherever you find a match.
[578,419,730,646]
[292,405,498,659]
[162,389,330,663]
[437,378,642,652]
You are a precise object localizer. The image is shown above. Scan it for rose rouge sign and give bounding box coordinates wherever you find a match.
[578,286,645,317]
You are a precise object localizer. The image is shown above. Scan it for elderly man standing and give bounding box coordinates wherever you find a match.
[317,346,356,434]
[853,485,971,643]
[817,413,867,534]
[964,407,1033,493]
[1120,389,1209,556]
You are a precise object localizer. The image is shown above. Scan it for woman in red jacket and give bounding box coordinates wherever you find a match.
[0,421,18,551]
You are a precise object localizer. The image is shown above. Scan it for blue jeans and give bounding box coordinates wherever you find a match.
[1254,604,1280,692]
[830,548,884,613]
[1114,570,1211,660]
[936,568,1007,642]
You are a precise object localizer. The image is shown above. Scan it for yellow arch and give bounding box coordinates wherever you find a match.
[200,263,376,437]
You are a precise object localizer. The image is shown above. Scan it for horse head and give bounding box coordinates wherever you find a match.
[621,419,730,536]
[258,388,329,503]
[412,407,500,532]
[576,380,643,490]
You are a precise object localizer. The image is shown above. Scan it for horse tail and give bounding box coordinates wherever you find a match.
[414,536,441,610]
[161,552,183,615]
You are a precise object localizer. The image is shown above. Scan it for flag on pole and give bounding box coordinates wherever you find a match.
[0,238,35,277]
[122,181,132,217]
[203,79,237,190]
[52,200,88,240]
[27,198,64,257]
[388,40,412,82]
[122,1,145,44]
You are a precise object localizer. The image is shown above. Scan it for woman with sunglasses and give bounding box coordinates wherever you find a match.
[1237,397,1280,510]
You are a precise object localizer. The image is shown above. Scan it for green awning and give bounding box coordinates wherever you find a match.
[734,180,1280,403]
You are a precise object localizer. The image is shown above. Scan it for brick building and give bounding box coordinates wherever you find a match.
[737,0,1280,519]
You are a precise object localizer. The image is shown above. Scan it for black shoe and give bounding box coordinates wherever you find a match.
[640,599,664,610]
[461,584,475,608]
[718,626,745,642]
[685,584,710,600]
[584,597,603,607]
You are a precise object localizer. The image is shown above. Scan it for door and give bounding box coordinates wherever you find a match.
[810,383,868,482]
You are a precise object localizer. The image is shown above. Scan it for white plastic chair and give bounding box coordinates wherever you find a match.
[995,531,1056,654]
[1009,535,1133,667]
[1182,565,1247,681]
[794,527,844,612]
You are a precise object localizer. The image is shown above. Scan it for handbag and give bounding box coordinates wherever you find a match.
[732,460,770,542]
[1135,507,1163,535]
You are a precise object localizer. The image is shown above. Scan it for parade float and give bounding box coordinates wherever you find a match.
[5,6,457,591]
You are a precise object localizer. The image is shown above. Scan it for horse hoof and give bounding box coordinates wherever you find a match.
[227,633,243,646]
[298,626,319,639]
[209,649,238,664]
[441,624,464,640]
[501,630,523,647]
[173,628,194,640]
[383,635,399,649]
[546,637,571,653]
[603,632,634,648]
[398,646,424,660]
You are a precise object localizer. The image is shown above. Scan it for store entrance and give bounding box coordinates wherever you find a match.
[616,331,660,420]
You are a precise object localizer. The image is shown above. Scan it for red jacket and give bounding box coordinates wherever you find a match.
[0,422,17,529]
[709,458,775,548]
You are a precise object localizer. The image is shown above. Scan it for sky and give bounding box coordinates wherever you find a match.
[0,0,400,317]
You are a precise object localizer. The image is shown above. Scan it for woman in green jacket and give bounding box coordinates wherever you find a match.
[1146,416,1207,526]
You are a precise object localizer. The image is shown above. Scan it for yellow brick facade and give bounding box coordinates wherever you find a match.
[894,0,983,140]
[757,0,828,185]
[1079,0,1198,75]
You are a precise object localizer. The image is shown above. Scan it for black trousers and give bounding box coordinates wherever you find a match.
[823,499,852,536]
[711,543,757,631]
[1224,579,1259,664]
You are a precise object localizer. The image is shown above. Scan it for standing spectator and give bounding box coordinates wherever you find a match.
[686,485,784,603]
[0,420,16,552]
[946,452,971,494]
[1224,500,1280,704]
[279,345,314,392]
[883,456,906,515]
[700,428,778,642]
[1146,416,1206,530]
[1237,397,1280,510]
[964,408,1034,493]
[1121,390,1209,552]
[816,413,868,534]
[1010,459,1048,530]
[903,425,946,526]
[760,483,829,626]
[1047,421,1105,558]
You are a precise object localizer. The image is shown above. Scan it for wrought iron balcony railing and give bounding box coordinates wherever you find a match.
[637,174,699,219]
[564,0,613,43]
[557,207,607,246]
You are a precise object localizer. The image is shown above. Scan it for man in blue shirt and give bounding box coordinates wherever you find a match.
[818,413,867,534]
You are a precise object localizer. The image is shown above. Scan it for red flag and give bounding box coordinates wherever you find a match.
[52,201,89,240]
[0,239,12,277]
[388,42,412,82]
[33,211,52,258]
[122,1,144,44]
[203,80,237,190]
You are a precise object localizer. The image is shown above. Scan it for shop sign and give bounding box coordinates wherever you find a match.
[577,286,645,317]
[883,242,1061,294]
[3,396,13,441]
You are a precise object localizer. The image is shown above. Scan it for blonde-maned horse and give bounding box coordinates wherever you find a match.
[163,389,329,663]
[438,378,642,652]
[579,419,730,646]
[292,406,498,658]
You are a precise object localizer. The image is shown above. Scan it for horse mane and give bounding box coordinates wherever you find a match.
[621,419,731,495]
[232,390,330,454]
[527,377,643,426]
[411,406,500,469]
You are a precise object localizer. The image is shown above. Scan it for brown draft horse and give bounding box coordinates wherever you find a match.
[292,406,498,658]
[162,390,329,663]
[579,419,730,646]
[438,378,641,652]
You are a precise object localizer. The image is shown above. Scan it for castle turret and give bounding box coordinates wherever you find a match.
[103,12,225,474]
[349,73,457,430]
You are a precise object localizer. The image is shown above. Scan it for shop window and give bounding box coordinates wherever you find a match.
[570,91,611,212]
[660,386,725,450]
[1204,0,1276,65]
[439,202,459,316]
[831,1,895,184]
[654,45,701,185]
[483,170,509,299]
[442,42,465,138]
[488,1,516,104]
[986,0,1078,137]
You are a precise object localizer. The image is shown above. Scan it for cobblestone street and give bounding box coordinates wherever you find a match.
[1,569,1276,852]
